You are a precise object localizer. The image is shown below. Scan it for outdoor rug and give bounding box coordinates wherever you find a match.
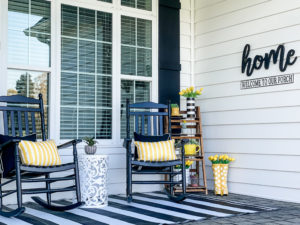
[1,192,276,225]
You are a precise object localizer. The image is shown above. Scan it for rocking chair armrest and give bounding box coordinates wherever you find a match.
[0,139,21,152]
[123,138,132,148]
[57,139,82,149]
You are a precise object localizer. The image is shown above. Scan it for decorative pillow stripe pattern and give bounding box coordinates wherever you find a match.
[134,140,177,161]
[18,140,62,166]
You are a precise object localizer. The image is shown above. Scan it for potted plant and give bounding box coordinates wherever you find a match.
[190,174,199,187]
[181,120,188,135]
[174,160,194,185]
[171,103,180,116]
[208,154,235,196]
[83,137,98,155]
[179,86,203,119]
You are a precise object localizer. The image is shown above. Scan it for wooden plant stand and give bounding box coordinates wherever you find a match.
[165,106,208,194]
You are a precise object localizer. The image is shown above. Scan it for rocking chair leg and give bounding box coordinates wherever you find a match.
[126,158,132,203]
[182,163,186,195]
[127,166,132,203]
[45,174,51,205]
[0,179,3,209]
[73,144,81,203]
[15,151,23,210]
[14,144,25,216]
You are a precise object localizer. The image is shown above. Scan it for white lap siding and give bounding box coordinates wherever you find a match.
[180,0,193,109]
[194,0,300,203]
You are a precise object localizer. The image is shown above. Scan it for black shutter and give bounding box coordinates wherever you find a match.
[158,0,181,105]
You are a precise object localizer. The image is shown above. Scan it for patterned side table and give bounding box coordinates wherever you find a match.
[77,154,109,208]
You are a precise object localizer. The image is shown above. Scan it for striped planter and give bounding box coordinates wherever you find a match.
[186,97,195,119]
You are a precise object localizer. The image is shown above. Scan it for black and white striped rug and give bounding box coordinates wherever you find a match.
[2,192,276,225]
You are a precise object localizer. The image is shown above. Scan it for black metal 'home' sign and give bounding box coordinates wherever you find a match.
[240,44,296,89]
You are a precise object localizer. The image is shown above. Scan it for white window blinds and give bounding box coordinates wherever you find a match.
[121,15,152,77]
[121,0,152,11]
[60,5,112,139]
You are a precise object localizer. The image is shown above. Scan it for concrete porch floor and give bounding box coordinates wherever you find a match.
[186,191,300,225]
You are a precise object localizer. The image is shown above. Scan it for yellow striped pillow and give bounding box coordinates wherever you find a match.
[18,140,62,166]
[134,140,177,161]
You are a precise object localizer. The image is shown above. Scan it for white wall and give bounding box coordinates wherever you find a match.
[194,0,300,203]
[180,0,193,108]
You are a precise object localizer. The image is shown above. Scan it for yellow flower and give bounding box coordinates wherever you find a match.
[214,154,218,158]
[179,91,183,96]
[190,86,194,91]
[200,88,204,91]
[208,156,213,161]
[219,155,223,160]
[231,158,235,161]
[196,90,202,95]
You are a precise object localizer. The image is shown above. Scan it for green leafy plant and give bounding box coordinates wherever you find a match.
[171,103,179,108]
[187,139,198,145]
[83,137,97,146]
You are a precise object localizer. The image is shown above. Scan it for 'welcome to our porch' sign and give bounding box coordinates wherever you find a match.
[240,44,296,90]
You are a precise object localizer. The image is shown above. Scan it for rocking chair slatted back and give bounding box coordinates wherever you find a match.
[0,94,46,140]
[127,100,171,137]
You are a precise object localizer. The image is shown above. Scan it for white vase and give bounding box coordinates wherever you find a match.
[186,97,195,119]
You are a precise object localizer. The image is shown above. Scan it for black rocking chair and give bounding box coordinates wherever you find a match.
[0,94,83,217]
[124,100,186,203]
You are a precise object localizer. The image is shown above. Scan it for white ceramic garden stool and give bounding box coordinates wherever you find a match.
[76,154,109,208]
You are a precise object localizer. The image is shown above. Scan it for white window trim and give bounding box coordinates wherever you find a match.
[0,0,158,148]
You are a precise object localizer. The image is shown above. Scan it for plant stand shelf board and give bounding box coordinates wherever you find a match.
[165,106,208,194]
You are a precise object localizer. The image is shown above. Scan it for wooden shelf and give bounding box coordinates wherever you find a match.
[171,119,199,123]
[165,106,208,195]
[172,135,201,140]
[174,186,207,193]
[185,157,204,161]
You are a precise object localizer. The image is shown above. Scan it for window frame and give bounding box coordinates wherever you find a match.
[0,0,158,147]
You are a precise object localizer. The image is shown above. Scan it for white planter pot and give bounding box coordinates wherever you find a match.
[85,145,97,155]
[174,169,190,185]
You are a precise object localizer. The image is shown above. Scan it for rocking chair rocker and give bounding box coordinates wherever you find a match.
[124,99,187,203]
[0,94,83,217]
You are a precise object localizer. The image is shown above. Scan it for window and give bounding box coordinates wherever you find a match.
[60,5,113,139]
[120,80,150,138]
[121,16,152,77]
[121,0,152,11]
[7,0,50,138]
[8,0,51,67]
[120,14,152,137]
[98,0,112,3]
[2,0,157,143]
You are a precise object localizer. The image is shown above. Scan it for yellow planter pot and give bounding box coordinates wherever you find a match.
[171,107,180,116]
[212,164,229,196]
[212,164,222,195]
